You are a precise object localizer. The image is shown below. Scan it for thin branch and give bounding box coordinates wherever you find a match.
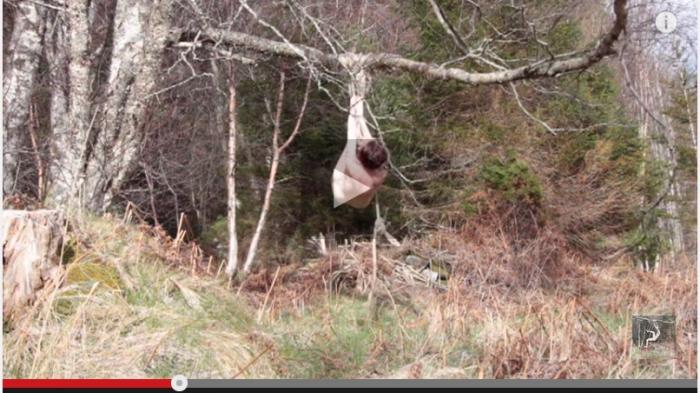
[27,0,65,11]
[428,0,469,53]
[172,42,256,64]
[271,71,286,151]
[242,71,313,275]
[278,77,313,152]
[177,0,628,86]
[239,0,309,62]
[510,82,557,135]
[508,83,625,134]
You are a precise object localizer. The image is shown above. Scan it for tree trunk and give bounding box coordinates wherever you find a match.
[225,74,239,277]
[680,70,696,148]
[630,59,685,268]
[241,75,310,275]
[84,0,171,212]
[44,1,94,208]
[2,209,65,323]
[242,152,279,275]
[242,74,286,275]
[3,2,45,197]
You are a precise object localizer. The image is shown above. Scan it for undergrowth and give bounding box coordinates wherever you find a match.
[3,214,696,379]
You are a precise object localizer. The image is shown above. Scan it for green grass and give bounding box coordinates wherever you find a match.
[271,297,412,378]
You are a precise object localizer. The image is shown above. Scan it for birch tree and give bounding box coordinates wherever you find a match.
[84,0,172,211]
[3,1,44,197]
[4,0,630,214]
[618,0,696,267]
[241,73,312,275]
[43,0,94,207]
[225,71,239,277]
[4,0,171,212]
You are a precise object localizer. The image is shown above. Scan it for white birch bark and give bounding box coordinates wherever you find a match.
[225,75,239,277]
[629,59,685,266]
[243,105,282,274]
[242,76,311,275]
[3,2,44,196]
[621,1,687,267]
[44,1,94,208]
[680,70,696,148]
[84,0,171,211]
[242,153,279,275]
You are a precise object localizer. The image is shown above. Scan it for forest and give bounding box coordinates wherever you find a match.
[2,0,697,379]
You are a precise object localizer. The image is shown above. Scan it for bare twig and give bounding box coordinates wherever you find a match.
[231,344,273,379]
[428,0,469,53]
[242,73,313,274]
[257,266,281,322]
[185,0,628,86]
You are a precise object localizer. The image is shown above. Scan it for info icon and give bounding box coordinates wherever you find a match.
[655,11,677,34]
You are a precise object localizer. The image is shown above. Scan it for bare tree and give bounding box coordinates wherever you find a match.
[241,73,312,275]
[225,70,239,277]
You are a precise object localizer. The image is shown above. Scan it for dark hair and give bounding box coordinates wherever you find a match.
[357,140,388,170]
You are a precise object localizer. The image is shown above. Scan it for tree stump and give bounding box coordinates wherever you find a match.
[2,209,65,322]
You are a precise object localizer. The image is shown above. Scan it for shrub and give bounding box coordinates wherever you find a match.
[479,152,543,206]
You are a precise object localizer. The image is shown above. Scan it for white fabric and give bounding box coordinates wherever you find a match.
[332,69,379,208]
[332,167,371,208]
[347,94,372,140]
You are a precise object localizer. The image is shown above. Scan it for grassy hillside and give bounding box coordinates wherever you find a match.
[4,213,695,378]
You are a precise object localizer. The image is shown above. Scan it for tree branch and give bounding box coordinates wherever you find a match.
[181,0,627,85]
[278,77,312,153]
[428,0,470,53]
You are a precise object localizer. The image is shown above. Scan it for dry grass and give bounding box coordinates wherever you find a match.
[258,216,696,378]
[4,214,274,379]
[3,213,696,379]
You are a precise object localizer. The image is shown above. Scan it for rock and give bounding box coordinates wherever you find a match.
[427,259,452,280]
[405,255,426,269]
[421,269,440,282]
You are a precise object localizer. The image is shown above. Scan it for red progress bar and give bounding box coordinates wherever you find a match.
[4,379,172,389]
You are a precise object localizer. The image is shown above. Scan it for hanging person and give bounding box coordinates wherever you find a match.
[332,69,389,209]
